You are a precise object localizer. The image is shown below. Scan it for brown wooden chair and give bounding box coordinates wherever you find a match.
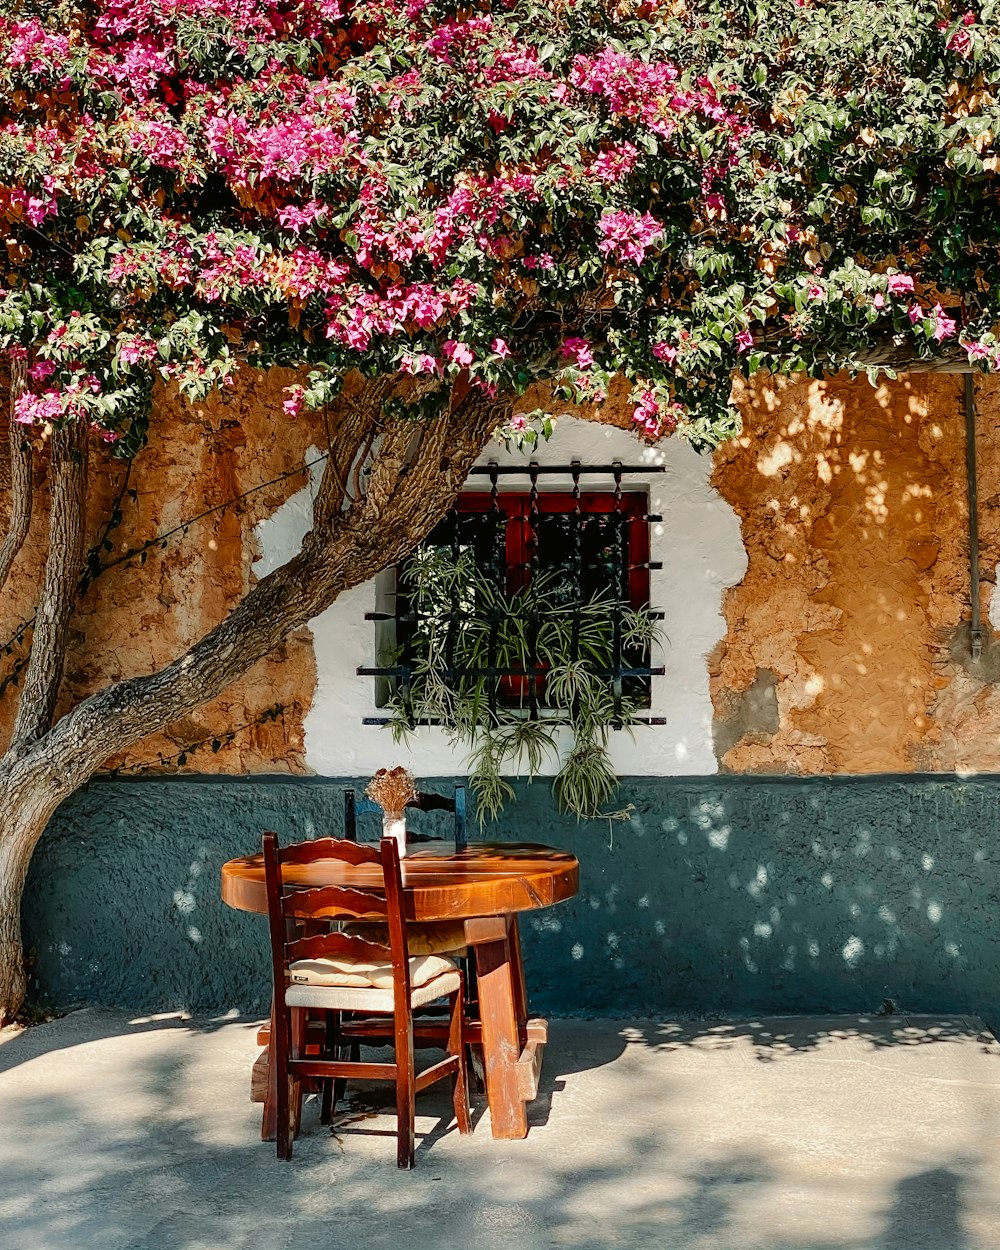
[262,832,471,1167]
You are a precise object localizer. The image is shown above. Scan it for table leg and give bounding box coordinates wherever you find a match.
[508,916,529,1025]
[474,927,529,1140]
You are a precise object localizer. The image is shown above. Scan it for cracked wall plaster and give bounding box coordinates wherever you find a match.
[7,368,1000,780]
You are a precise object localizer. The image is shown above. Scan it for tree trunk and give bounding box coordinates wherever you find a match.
[0,353,32,597]
[0,757,70,1021]
[11,419,88,748]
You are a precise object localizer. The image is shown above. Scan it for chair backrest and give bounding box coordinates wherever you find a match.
[344,784,467,850]
[262,833,412,1011]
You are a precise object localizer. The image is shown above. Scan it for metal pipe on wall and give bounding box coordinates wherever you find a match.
[965,372,984,661]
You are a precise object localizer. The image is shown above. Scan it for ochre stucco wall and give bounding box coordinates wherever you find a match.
[0,367,323,772]
[3,367,1000,777]
[712,372,1000,773]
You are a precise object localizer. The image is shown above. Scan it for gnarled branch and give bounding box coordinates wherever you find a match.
[9,420,88,750]
[0,355,33,596]
[19,383,505,792]
[312,376,394,530]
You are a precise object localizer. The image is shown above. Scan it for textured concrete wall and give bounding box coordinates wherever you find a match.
[21,775,1000,1034]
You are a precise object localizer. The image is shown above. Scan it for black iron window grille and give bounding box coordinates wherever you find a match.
[361,460,666,727]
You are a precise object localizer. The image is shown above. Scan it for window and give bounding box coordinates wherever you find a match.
[363,463,664,726]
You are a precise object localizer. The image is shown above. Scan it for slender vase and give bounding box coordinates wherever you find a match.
[383,811,407,858]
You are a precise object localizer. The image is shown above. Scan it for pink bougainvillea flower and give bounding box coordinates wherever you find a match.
[509,413,528,431]
[652,342,677,365]
[735,329,754,353]
[949,29,972,55]
[873,293,886,309]
[597,210,663,265]
[28,360,56,381]
[966,341,990,361]
[277,201,326,232]
[632,390,660,435]
[400,352,439,375]
[886,274,915,296]
[282,386,306,416]
[807,282,825,301]
[592,142,639,184]
[118,336,159,367]
[907,304,925,325]
[442,340,475,367]
[931,304,957,342]
[946,15,976,55]
[491,338,511,359]
[560,336,594,369]
[631,390,681,438]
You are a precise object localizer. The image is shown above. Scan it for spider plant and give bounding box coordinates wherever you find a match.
[388,549,659,822]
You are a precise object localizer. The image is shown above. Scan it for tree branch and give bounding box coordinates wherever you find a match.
[311,376,392,530]
[9,420,88,749]
[20,384,506,791]
[0,355,33,596]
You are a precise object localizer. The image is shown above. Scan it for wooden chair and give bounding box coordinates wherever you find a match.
[343,784,467,850]
[263,832,471,1167]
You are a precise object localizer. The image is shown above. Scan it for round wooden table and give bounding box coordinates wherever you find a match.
[221,840,579,1140]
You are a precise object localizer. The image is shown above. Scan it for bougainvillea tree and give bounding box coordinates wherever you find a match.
[0,0,999,1018]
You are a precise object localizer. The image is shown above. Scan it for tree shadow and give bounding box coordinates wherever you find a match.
[880,1167,972,1250]
[2,1012,997,1250]
[619,1013,1000,1061]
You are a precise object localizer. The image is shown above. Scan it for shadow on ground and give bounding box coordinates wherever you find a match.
[2,1010,999,1250]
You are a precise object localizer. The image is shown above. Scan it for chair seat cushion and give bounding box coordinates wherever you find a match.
[289,951,457,991]
[342,921,467,956]
[285,969,462,1013]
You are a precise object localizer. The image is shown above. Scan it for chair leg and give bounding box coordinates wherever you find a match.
[463,953,478,1012]
[320,1012,337,1125]
[336,1040,358,1113]
[395,1018,416,1169]
[289,1008,307,1141]
[275,1008,292,1161]
[449,989,472,1135]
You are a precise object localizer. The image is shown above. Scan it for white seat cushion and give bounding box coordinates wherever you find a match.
[285,970,462,1013]
[289,951,457,991]
[342,921,468,957]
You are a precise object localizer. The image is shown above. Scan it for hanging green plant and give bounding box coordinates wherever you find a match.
[388,548,659,823]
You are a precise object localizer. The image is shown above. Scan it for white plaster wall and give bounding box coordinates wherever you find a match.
[253,418,747,777]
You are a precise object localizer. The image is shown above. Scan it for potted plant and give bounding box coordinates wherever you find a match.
[388,549,659,822]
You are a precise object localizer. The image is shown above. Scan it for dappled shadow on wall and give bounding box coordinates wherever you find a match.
[716,373,973,777]
[511,778,1000,1029]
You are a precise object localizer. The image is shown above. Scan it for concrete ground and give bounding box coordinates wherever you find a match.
[2,1011,1000,1250]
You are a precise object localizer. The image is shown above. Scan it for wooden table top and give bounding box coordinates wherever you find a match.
[221,840,580,921]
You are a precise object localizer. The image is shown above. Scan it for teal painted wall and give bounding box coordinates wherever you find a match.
[20,775,1000,1031]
